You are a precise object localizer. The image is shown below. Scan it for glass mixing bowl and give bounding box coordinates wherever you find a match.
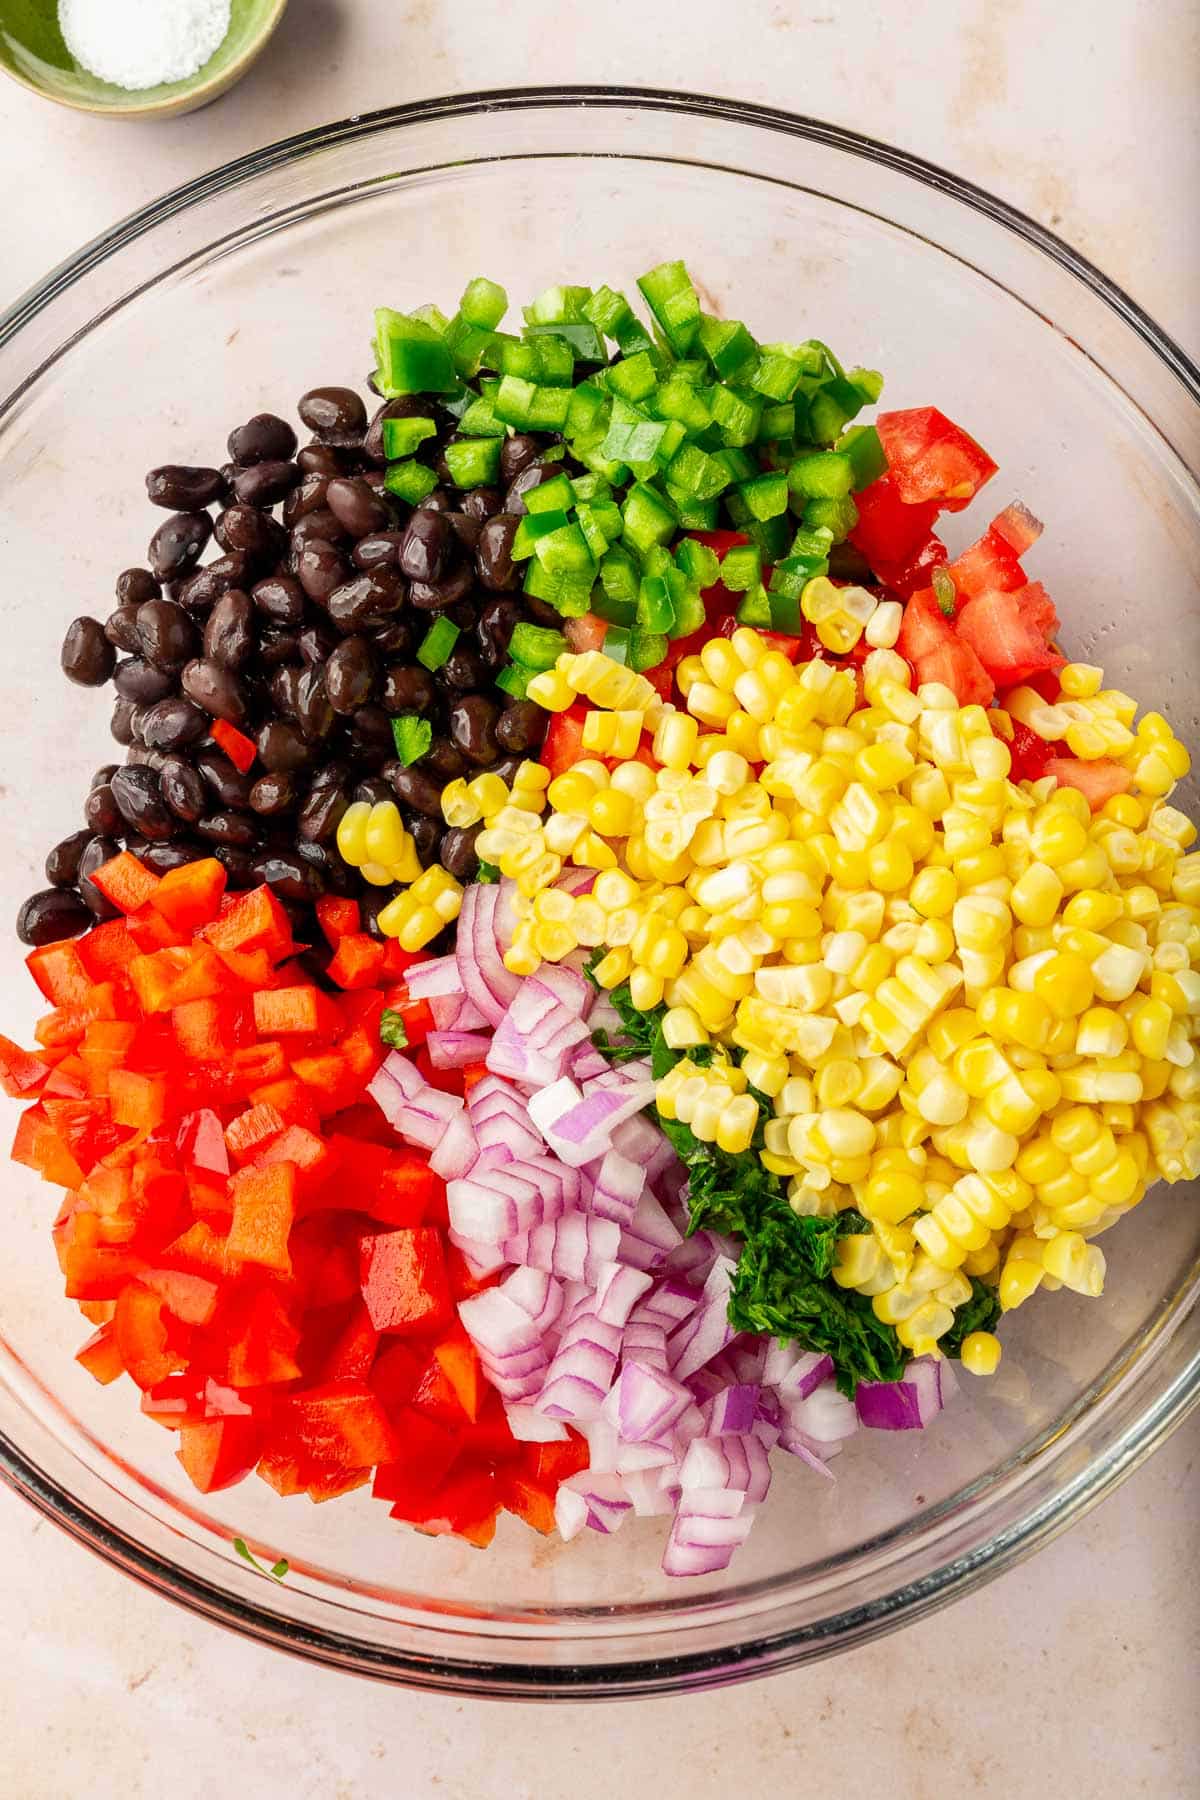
[0,89,1197,1698]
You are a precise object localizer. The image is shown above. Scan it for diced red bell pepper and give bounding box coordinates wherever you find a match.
[540,701,593,781]
[210,719,257,774]
[390,1465,499,1547]
[213,946,279,989]
[315,895,361,948]
[224,1285,302,1388]
[368,1341,425,1416]
[291,1218,361,1309]
[877,407,998,511]
[141,1372,207,1429]
[172,996,254,1062]
[0,1034,51,1099]
[282,1379,402,1469]
[501,1470,557,1535]
[175,1107,230,1176]
[107,1069,167,1132]
[321,1302,380,1382]
[41,1054,89,1099]
[13,1104,87,1188]
[53,1204,144,1299]
[371,1410,461,1497]
[140,1267,220,1326]
[252,985,339,1038]
[359,1226,452,1336]
[77,919,139,984]
[1045,757,1133,809]
[202,885,294,963]
[161,944,234,1008]
[445,1242,502,1302]
[409,1351,470,1428]
[432,1320,483,1423]
[224,1102,286,1165]
[127,948,193,1014]
[178,1415,262,1493]
[89,852,160,916]
[255,1123,335,1195]
[150,858,227,934]
[114,1280,187,1390]
[290,1050,360,1115]
[327,934,387,991]
[25,940,93,1009]
[321,1136,436,1226]
[226,1160,297,1274]
[468,1388,522,1464]
[75,1321,125,1385]
[247,1077,321,1132]
[162,1219,230,1279]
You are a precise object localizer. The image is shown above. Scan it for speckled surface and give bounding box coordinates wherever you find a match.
[1,4,1197,1794]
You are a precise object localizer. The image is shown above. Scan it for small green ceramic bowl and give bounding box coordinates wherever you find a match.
[0,0,288,118]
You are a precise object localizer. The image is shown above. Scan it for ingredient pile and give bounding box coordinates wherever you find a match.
[4,261,1198,1578]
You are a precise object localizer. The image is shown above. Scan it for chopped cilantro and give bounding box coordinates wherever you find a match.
[475,860,501,884]
[379,1008,409,1049]
[233,1537,290,1582]
[392,714,433,766]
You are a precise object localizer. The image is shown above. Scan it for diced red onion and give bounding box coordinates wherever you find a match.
[446,1168,555,1242]
[402,954,463,1001]
[700,1383,760,1435]
[554,866,599,898]
[457,881,520,1026]
[504,1404,568,1443]
[529,962,594,1017]
[783,1384,859,1443]
[569,1043,611,1083]
[679,1432,772,1505]
[554,1471,632,1540]
[427,1109,479,1181]
[499,1265,564,1335]
[621,1321,669,1370]
[426,1029,492,1070]
[602,1361,693,1442]
[429,991,489,1032]
[763,1342,834,1402]
[591,1261,653,1326]
[457,1287,543,1358]
[622,1469,680,1517]
[854,1356,948,1430]
[589,1148,645,1225]
[534,1080,657,1167]
[777,1430,836,1479]
[619,1191,685,1271]
[446,1230,507,1277]
[668,1256,737,1381]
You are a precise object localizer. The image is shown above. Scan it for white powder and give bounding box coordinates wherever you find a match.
[58,0,232,91]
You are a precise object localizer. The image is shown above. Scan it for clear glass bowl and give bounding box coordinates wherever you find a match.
[0,89,1197,1698]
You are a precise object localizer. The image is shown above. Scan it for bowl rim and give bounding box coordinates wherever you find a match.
[0,85,1197,1697]
[0,0,290,120]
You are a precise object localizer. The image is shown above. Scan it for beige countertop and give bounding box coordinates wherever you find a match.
[1,3,1197,1795]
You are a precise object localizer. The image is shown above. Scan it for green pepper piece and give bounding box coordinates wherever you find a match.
[602,625,631,664]
[508,622,566,671]
[637,575,676,635]
[709,383,761,447]
[666,491,719,531]
[526,320,606,362]
[718,545,762,593]
[636,260,701,355]
[697,314,758,381]
[628,629,670,672]
[835,424,888,491]
[669,585,706,639]
[524,472,576,514]
[458,276,508,330]
[380,417,436,458]
[674,538,719,588]
[522,559,595,615]
[601,398,671,465]
[443,437,503,488]
[495,662,535,699]
[735,584,773,627]
[606,352,658,404]
[597,545,640,610]
[737,472,789,521]
[768,588,804,634]
[523,285,592,325]
[532,523,595,578]
[373,308,458,396]
[383,460,438,504]
[511,509,570,561]
[621,482,678,556]
[416,617,461,671]
[802,493,859,542]
[788,450,856,501]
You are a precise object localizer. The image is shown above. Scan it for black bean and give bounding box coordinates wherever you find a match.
[250,849,323,901]
[138,696,209,751]
[180,659,247,724]
[196,811,258,849]
[149,511,212,581]
[104,607,143,653]
[372,619,415,659]
[269,664,302,719]
[352,531,406,575]
[473,598,519,668]
[476,514,520,591]
[399,510,452,583]
[363,396,428,464]
[231,459,301,508]
[258,629,303,669]
[110,766,174,840]
[113,657,175,704]
[295,540,350,604]
[110,699,138,747]
[524,596,564,628]
[176,552,254,613]
[140,842,205,875]
[249,771,295,816]
[297,839,357,896]
[327,570,404,632]
[252,574,305,626]
[352,776,393,807]
[490,753,525,786]
[256,720,312,775]
[461,486,503,524]
[405,814,443,866]
[45,829,94,888]
[294,667,335,741]
[385,761,443,817]
[299,621,339,666]
[61,617,115,687]
[289,509,350,553]
[381,663,435,715]
[214,504,287,566]
[324,476,390,539]
[17,887,92,946]
[78,837,122,920]
[422,736,469,781]
[505,462,557,517]
[228,412,297,467]
[116,567,160,607]
[440,823,482,882]
[136,598,199,670]
[203,590,255,669]
[496,699,549,754]
[446,511,483,555]
[499,434,543,485]
[146,465,226,510]
[440,646,488,692]
[283,473,331,527]
[409,563,473,611]
[159,757,207,823]
[300,387,368,437]
[323,640,376,716]
[127,745,168,772]
[296,445,344,478]
[196,750,253,810]
[358,887,390,939]
[297,780,348,844]
[91,764,118,790]
[448,693,501,766]
[213,845,259,887]
[416,487,453,514]
[348,705,395,768]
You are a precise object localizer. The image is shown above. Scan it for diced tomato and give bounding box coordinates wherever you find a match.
[916,639,995,708]
[563,612,609,654]
[1004,718,1061,784]
[1045,757,1133,809]
[540,700,593,781]
[945,526,1025,601]
[848,472,942,569]
[876,407,998,511]
[897,587,955,664]
[990,500,1044,557]
[1012,580,1060,643]
[955,587,1064,687]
